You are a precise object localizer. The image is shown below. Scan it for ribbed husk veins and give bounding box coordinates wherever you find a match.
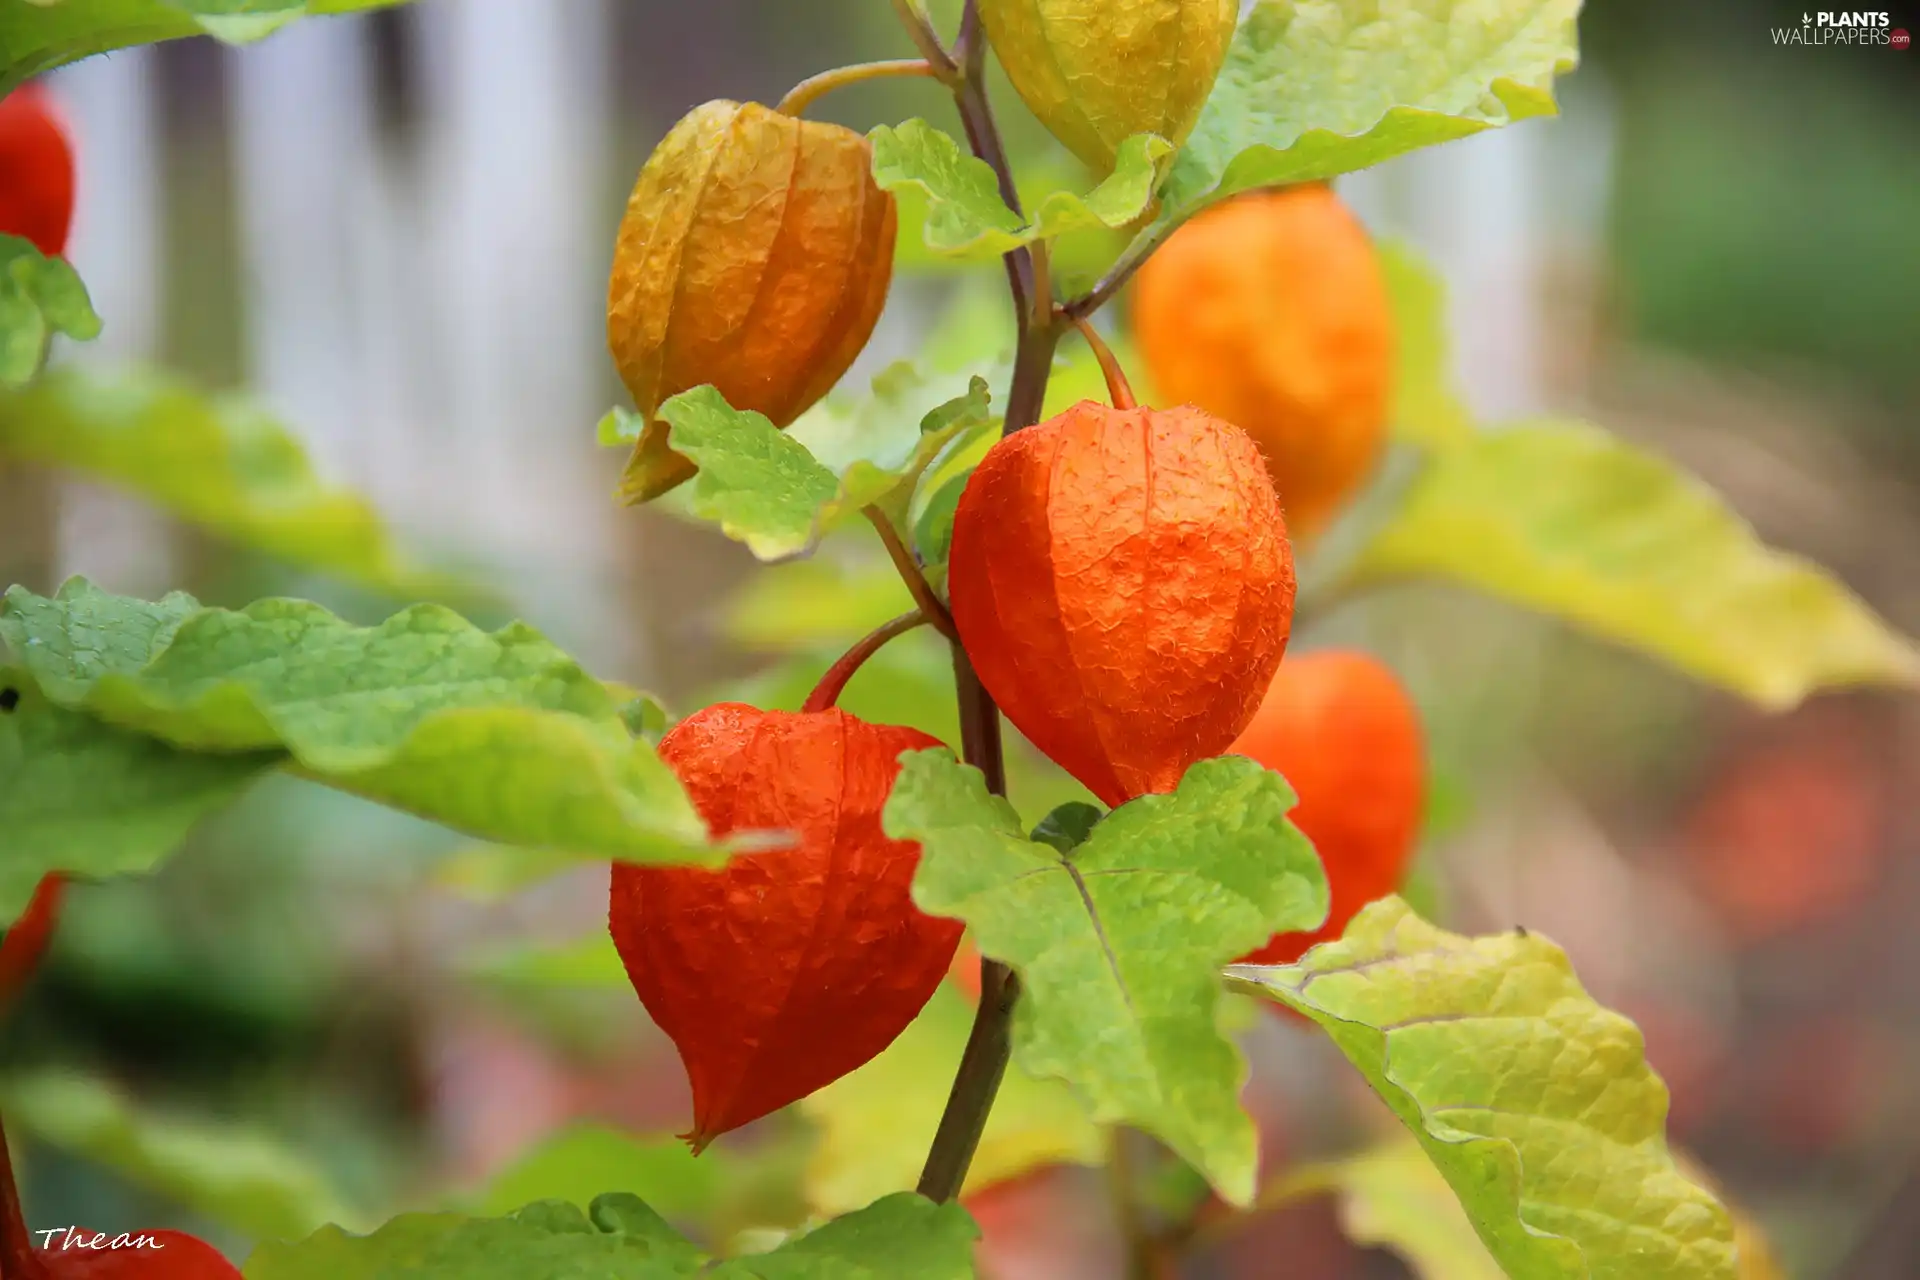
[1230,651,1425,967]
[609,704,961,1149]
[979,0,1238,171]
[949,402,1296,809]
[606,100,897,502]
[1134,187,1395,539]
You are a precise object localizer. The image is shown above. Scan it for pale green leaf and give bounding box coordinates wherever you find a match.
[0,367,453,598]
[0,0,415,90]
[663,374,995,561]
[1349,419,1920,707]
[471,1127,725,1225]
[2,1071,361,1240]
[1227,898,1738,1280]
[0,578,718,865]
[0,236,101,388]
[247,1192,977,1279]
[872,119,1172,260]
[802,982,1103,1218]
[1380,240,1474,449]
[886,750,1327,1205]
[0,666,273,918]
[1152,0,1581,236]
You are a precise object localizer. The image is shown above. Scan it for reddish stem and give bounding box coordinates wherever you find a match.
[0,1114,48,1280]
[802,611,929,714]
[1069,315,1137,410]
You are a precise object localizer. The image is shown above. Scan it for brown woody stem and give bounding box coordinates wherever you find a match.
[916,3,1067,1199]
[887,0,961,82]
[0,1114,48,1280]
[863,507,956,640]
[776,59,940,117]
[1069,314,1137,410]
[801,611,929,714]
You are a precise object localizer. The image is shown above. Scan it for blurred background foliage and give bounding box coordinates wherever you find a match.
[1,1,1917,1277]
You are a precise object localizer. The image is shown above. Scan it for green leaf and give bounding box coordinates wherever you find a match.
[1152,0,1580,235]
[472,1127,725,1225]
[1380,240,1474,449]
[247,1191,977,1279]
[662,373,995,562]
[0,0,416,90]
[1227,898,1738,1280]
[872,120,1173,260]
[0,367,454,598]
[885,751,1327,1205]
[0,236,101,388]
[801,982,1103,1218]
[1348,419,1920,708]
[0,667,273,918]
[2,1072,360,1240]
[0,579,719,865]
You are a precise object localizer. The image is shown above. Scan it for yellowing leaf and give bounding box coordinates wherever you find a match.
[1228,898,1738,1280]
[1350,419,1920,707]
[801,982,1103,1217]
[0,236,100,387]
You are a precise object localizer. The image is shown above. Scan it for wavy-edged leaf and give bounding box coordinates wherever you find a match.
[0,0,414,90]
[872,119,1171,260]
[0,579,718,865]
[1152,0,1581,236]
[0,235,100,388]
[2,1071,360,1240]
[1227,898,1737,1280]
[801,981,1103,1218]
[0,366,455,597]
[659,373,994,561]
[1349,419,1920,707]
[885,751,1327,1205]
[246,1191,977,1280]
[0,666,273,918]
[1380,240,1474,449]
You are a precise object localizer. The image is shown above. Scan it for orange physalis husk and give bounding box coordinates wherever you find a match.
[0,871,65,1008]
[0,84,77,258]
[948,401,1296,808]
[606,100,896,503]
[609,704,962,1150]
[1230,650,1425,969]
[1133,186,1394,540]
[35,1228,243,1278]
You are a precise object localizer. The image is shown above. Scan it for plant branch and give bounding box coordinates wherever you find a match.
[951,0,1035,330]
[1067,314,1137,410]
[776,60,941,117]
[916,958,1021,1202]
[864,506,956,640]
[802,610,929,714]
[1063,218,1170,321]
[888,0,960,82]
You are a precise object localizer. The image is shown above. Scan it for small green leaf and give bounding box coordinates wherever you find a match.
[1227,898,1738,1280]
[663,373,996,562]
[1380,240,1474,449]
[873,120,1173,259]
[801,982,1103,1218]
[1349,419,1920,708]
[598,406,647,446]
[617,692,672,745]
[0,0,415,90]
[1152,0,1580,236]
[0,236,101,388]
[0,579,718,865]
[247,1191,977,1279]
[0,367,453,598]
[2,1072,360,1240]
[0,668,273,918]
[471,1126,726,1225]
[1029,801,1102,854]
[886,750,1327,1205]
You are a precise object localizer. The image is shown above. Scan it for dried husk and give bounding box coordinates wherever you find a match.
[606,101,897,502]
[979,0,1239,171]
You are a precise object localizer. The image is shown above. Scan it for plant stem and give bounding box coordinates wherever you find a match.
[1106,1128,1159,1280]
[951,2,1034,330]
[1068,315,1137,410]
[0,1114,48,1280]
[801,611,929,714]
[1063,221,1167,321]
[916,958,1021,1203]
[863,506,956,640]
[887,0,960,82]
[776,59,940,117]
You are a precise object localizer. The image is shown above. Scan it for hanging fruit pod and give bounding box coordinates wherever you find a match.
[948,401,1295,808]
[979,0,1239,172]
[607,101,897,502]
